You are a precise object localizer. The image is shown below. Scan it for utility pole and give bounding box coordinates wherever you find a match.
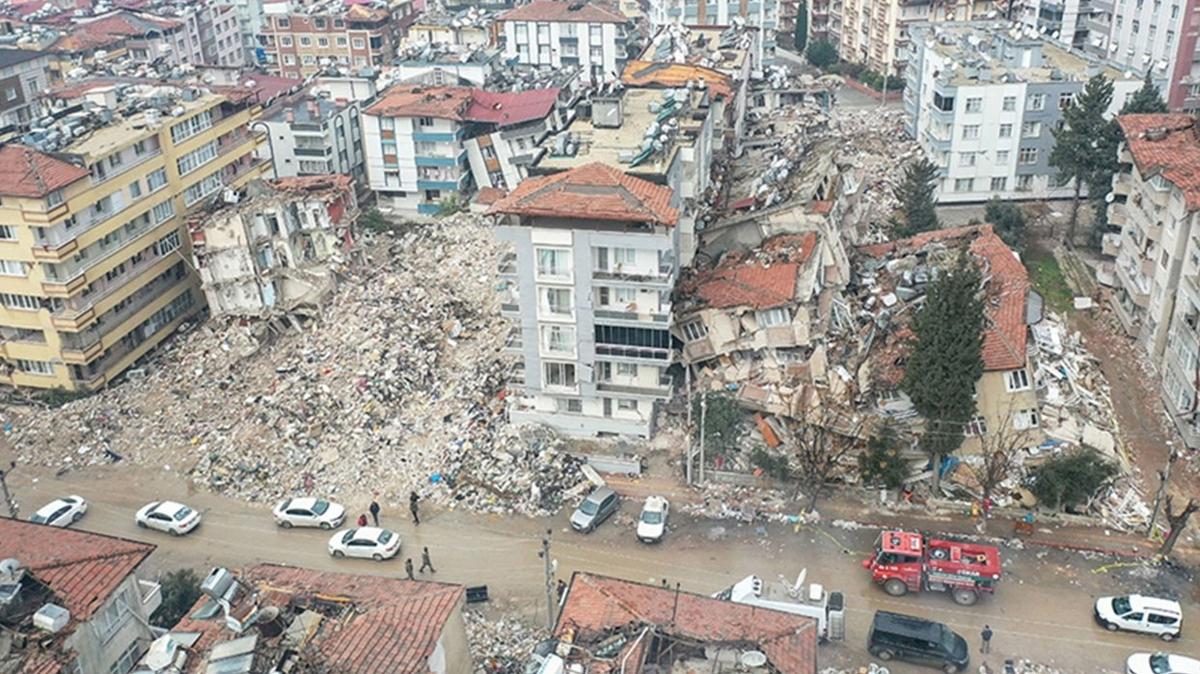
[699,392,707,483]
[685,365,693,485]
[1147,448,1177,536]
[0,461,17,518]
[539,530,555,631]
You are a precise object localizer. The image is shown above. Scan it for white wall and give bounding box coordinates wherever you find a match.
[501,19,624,83]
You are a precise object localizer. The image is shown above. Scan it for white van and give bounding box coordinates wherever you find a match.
[1095,595,1183,641]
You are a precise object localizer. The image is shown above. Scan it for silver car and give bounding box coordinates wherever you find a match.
[570,487,619,533]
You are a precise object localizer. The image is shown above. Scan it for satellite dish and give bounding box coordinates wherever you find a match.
[740,652,768,668]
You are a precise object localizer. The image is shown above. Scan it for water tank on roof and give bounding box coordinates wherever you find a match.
[34,603,69,633]
[201,567,235,601]
[739,651,768,668]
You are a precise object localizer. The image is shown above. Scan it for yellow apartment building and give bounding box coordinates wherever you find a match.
[0,86,268,391]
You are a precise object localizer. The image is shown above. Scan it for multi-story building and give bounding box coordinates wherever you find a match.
[0,518,162,674]
[906,22,1141,203]
[392,43,502,86]
[259,0,415,78]
[0,49,52,133]
[830,0,991,77]
[362,85,567,215]
[646,0,778,63]
[498,0,632,84]
[1018,0,1091,50]
[40,10,202,78]
[491,162,680,437]
[406,7,496,47]
[1081,0,1200,110]
[0,84,267,390]
[254,88,367,188]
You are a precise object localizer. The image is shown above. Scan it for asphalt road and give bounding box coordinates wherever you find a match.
[6,465,1198,674]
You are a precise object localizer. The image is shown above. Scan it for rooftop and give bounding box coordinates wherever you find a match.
[0,145,90,198]
[489,162,678,226]
[365,85,473,119]
[682,233,820,310]
[498,0,627,23]
[61,89,229,158]
[640,24,754,74]
[365,85,560,126]
[50,10,183,53]
[1117,114,1200,210]
[0,48,49,69]
[621,60,733,100]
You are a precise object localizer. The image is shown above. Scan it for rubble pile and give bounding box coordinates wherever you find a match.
[7,213,588,513]
[465,610,542,673]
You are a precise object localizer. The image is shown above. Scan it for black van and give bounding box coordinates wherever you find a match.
[867,611,970,673]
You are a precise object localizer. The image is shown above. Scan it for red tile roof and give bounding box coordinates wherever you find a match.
[466,88,560,127]
[474,186,507,205]
[489,163,678,226]
[0,145,89,198]
[175,564,465,674]
[499,0,627,23]
[621,60,734,100]
[365,85,474,119]
[686,232,818,309]
[0,517,155,621]
[1116,114,1200,210]
[556,573,818,674]
[52,10,182,53]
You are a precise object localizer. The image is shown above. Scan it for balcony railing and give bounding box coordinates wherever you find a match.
[596,381,672,397]
[594,309,670,324]
[89,148,163,186]
[594,343,671,361]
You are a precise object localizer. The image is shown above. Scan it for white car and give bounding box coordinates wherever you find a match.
[135,501,201,536]
[1095,595,1183,641]
[636,496,669,543]
[272,497,346,529]
[1127,652,1200,674]
[327,527,401,561]
[29,496,88,528]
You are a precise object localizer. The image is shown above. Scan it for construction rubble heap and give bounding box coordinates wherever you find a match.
[4,213,590,516]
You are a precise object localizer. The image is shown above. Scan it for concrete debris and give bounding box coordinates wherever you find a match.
[464,610,542,674]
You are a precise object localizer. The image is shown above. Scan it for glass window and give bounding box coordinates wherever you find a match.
[170,110,213,144]
[962,125,980,139]
[682,320,707,341]
[0,259,28,276]
[1,293,40,310]
[536,247,571,278]
[1026,93,1045,111]
[617,399,637,411]
[147,168,167,191]
[540,287,572,315]
[542,325,575,353]
[954,178,974,192]
[756,307,790,326]
[1002,96,1016,111]
[1021,121,1041,138]
[999,123,1013,138]
[990,177,1007,191]
[16,359,53,375]
[965,97,982,112]
[1019,147,1039,164]
[1006,368,1031,391]
[544,361,577,388]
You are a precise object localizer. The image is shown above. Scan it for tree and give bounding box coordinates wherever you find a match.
[806,39,838,69]
[1121,73,1168,114]
[1159,495,1198,557]
[794,1,808,52]
[963,405,1029,532]
[1050,74,1121,245]
[892,158,940,236]
[857,424,911,490]
[984,199,1027,253]
[151,568,203,628]
[901,257,984,493]
[784,412,862,512]
[359,207,390,233]
[692,392,743,462]
[1027,447,1118,511]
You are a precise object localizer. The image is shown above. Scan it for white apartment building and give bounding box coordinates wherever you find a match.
[646,0,778,63]
[1082,0,1200,110]
[906,22,1141,203]
[1017,0,1091,50]
[498,0,631,84]
[255,89,368,188]
[491,162,680,437]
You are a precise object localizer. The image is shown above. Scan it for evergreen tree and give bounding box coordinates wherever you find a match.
[893,157,940,236]
[1050,74,1121,245]
[901,256,984,493]
[794,1,808,52]
[984,198,1026,253]
[1121,73,1168,114]
[806,40,838,69]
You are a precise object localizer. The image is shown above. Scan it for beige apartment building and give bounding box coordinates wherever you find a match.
[0,85,267,391]
[831,0,990,77]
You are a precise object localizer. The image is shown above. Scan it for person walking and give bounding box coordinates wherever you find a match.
[420,546,436,574]
[980,625,993,654]
[405,558,415,581]
[357,513,368,527]
[369,498,381,527]
[409,491,421,526]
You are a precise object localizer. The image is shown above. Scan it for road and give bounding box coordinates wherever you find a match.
[6,465,1198,674]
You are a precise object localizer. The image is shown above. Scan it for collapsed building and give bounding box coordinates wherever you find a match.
[189,175,358,320]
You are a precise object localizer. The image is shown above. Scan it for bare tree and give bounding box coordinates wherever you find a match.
[1159,495,1199,557]
[784,410,866,513]
[961,405,1030,533]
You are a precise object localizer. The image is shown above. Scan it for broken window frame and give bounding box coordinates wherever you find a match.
[1013,408,1040,430]
[756,307,790,327]
[681,319,707,342]
[1005,368,1031,391]
[963,415,987,437]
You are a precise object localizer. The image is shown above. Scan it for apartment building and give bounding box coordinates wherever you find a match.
[906,22,1141,203]
[498,0,632,84]
[0,85,266,390]
[646,0,778,62]
[1018,0,1091,50]
[259,0,414,78]
[1081,0,1200,110]
[830,0,991,77]
[362,85,567,215]
[0,49,52,132]
[40,10,202,78]
[491,162,680,437]
[392,44,502,87]
[255,92,367,188]
[406,7,496,47]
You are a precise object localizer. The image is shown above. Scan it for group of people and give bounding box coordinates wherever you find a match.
[353,491,434,581]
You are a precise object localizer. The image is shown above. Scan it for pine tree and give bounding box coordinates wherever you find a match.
[901,256,984,493]
[1050,74,1120,245]
[794,1,808,52]
[893,158,940,236]
[1121,73,1168,114]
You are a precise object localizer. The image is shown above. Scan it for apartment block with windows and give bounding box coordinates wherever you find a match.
[498,0,631,84]
[491,163,679,437]
[646,0,778,62]
[0,49,52,134]
[1082,0,1200,111]
[830,0,992,77]
[0,85,267,390]
[905,22,1141,204]
[259,1,414,78]
[255,88,368,190]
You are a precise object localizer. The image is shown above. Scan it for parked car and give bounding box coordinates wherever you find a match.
[1126,653,1200,674]
[272,497,346,529]
[570,487,619,533]
[327,527,401,561]
[29,496,88,528]
[135,501,201,536]
[1095,595,1183,641]
[867,610,970,673]
[636,496,669,543]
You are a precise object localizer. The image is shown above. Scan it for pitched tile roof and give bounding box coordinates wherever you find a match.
[466,88,560,127]
[175,564,464,674]
[621,60,733,99]
[499,0,627,23]
[488,163,678,225]
[1116,114,1200,210]
[365,85,474,119]
[52,10,182,53]
[0,517,155,621]
[0,145,89,198]
[685,232,819,310]
[556,573,818,674]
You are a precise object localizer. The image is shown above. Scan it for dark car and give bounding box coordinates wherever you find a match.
[867,610,970,673]
[570,487,619,533]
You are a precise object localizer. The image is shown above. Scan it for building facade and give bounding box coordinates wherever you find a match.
[1081,0,1200,110]
[0,85,267,390]
[255,92,367,188]
[259,1,414,78]
[498,0,631,83]
[906,22,1141,203]
[646,0,778,62]
[829,0,991,77]
[491,163,680,437]
[0,49,51,133]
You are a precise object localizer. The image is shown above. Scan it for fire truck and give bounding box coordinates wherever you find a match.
[862,530,1001,606]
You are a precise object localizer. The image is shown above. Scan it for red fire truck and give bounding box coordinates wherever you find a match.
[862,530,1002,606]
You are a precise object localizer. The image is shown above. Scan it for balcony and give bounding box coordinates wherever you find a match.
[89,148,163,187]
[593,309,670,325]
[1109,202,1128,226]
[413,131,461,143]
[498,252,516,277]
[501,302,520,316]
[596,381,672,397]
[1112,173,1131,197]
[417,178,464,191]
[1115,259,1151,308]
[31,237,80,263]
[592,267,674,287]
[138,578,162,614]
[594,343,671,362]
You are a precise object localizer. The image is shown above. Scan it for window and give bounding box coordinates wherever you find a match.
[536,248,571,278]
[352,38,365,49]
[542,325,575,353]
[617,399,638,411]
[4,87,15,101]
[299,36,311,46]
[962,125,980,139]
[999,123,1013,138]
[1018,147,1038,164]
[613,247,636,268]
[176,140,218,175]
[990,177,1007,191]
[541,287,572,315]
[108,153,123,169]
[954,178,974,192]
[933,92,954,112]
[0,225,13,240]
[1016,174,1034,191]
[1006,368,1031,391]
[616,362,637,377]
[184,173,223,205]
[337,36,347,46]
[1026,93,1045,111]
[108,639,142,674]
[681,319,707,341]
[1002,96,1016,111]
[314,17,326,28]
[276,17,289,27]
[959,152,977,167]
[0,259,27,276]
[1,293,40,310]
[996,150,1010,163]
[170,110,213,144]
[1021,121,1041,138]
[318,37,329,47]
[283,55,296,65]
[147,169,167,191]
[965,97,982,112]
[129,181,142,199]
[544,361,577,388]
[756,307,790,326]
[154,230,181,255]
[1013,408,1040,430]
[964,415,987,436]
[16,359,53,375]
[281,36,293,47]
[302,55,316,65]
[1058,92,1074,110]
[151,200,175,224]
[418,116,435,127]
[556,398,582,413]
[46,190,63,207]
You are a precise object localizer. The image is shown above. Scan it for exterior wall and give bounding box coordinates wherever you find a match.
[961,365,1044,454]
[407,23,491,46]
[1160,245,1200,447]
[647,0,777,61]
[63,574,161,674]
[1018,0,1090,49]
[427,598,472,674]
[255,104,365,186]
[260,3,412,78]
[834,0,991,76]
[464,118,552,191]
[394,60,496,86]
[203,5,248,67]
[231,0,267,63]
[362,112,470,215]
[500,19,628,83]
[1085,0,1200,110]
[0,53,52,130]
